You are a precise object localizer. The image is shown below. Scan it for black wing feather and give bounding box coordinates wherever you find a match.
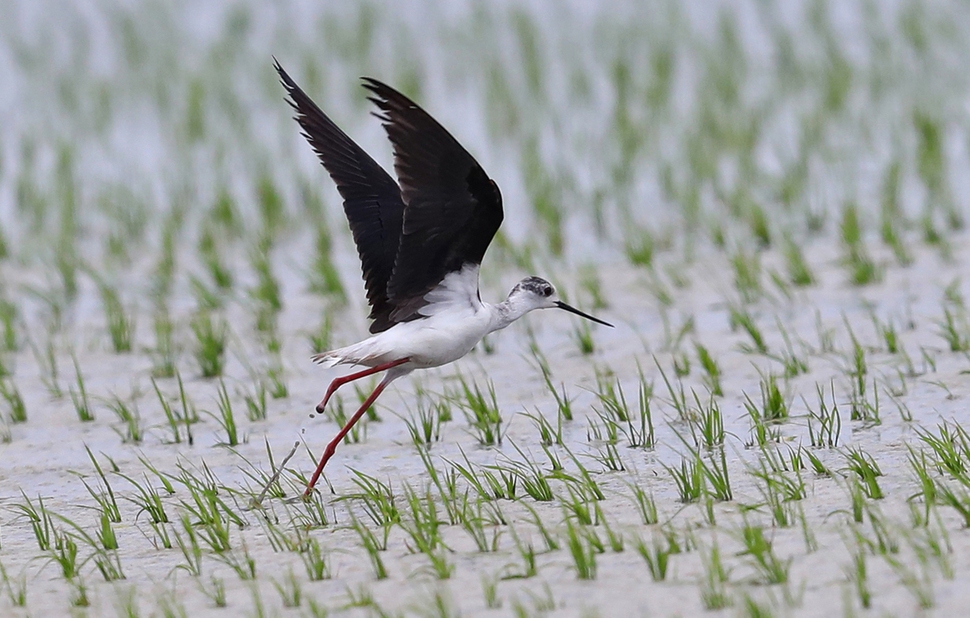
[361,78,504,322]
[275,61,405,333]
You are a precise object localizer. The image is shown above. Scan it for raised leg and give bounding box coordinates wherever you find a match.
[304,372,397,497]
[314,358,409,414]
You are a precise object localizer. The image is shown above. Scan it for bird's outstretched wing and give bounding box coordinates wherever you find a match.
[361,78,504,323]
[275,61,405,333]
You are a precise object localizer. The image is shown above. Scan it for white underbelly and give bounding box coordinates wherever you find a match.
[392,311,492,368]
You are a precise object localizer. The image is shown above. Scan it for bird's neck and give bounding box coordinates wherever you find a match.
[486,299,528,334]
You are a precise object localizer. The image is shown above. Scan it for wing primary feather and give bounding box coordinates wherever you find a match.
[358,77,504,323]
[275,61,406,333]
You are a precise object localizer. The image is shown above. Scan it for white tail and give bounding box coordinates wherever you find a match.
[311,351,342,367]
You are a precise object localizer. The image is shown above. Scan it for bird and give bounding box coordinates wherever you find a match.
[272,60,612,498]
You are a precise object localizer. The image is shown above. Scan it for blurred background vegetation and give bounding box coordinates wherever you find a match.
[0,0,967,356]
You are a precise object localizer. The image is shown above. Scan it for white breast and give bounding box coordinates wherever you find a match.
[393,264,492,367]
[328,264,495,369]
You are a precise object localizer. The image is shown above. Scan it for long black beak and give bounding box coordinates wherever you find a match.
[554,301,614,327]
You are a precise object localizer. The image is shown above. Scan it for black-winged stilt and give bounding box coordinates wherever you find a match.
[272,61,612,498]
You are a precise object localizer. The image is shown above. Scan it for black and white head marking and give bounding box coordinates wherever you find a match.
[512,276,555,298]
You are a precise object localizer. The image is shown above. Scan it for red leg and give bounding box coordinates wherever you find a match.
[314,358,409,414]
[305,376,393,497]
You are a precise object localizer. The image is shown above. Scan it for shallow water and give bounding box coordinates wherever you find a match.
[3,0,970,615]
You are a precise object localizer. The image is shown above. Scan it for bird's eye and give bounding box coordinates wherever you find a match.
[542,286,553,297]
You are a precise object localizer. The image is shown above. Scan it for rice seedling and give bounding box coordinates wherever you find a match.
[297,532,334,581]
[587,410,619,445]
[576,267,608,312]
[0,379,26,423]
[83,446,121,523]
[869,311,901,354]
[673,350,690,376]
[0,562,27,608]
[93,547,126,581]
[243,379,268,421]
[666,455,704,503]
[307,312,333,354]
[659,311,695,350]
[500,449,554,502]
[69,355,94,422]
[805,382,842,448]
[915,421,970,478]
[173,515,203,577]
[107,392,143,443]
[97,510,119,550]
[271,568,303,608]
[751,453,806,528]
[702,447,733,502]
[400,483,446,555]
[592,372,630,423]
[0,298,18,353]
[564,518,597,580]
[646,272,675,308]
[887,554,935,609]
[404,389,448,447]
[844,474,867,524]
[636,532,677,582]
[731,246,762,302]
[591,441,625,471]
[482,576,502,609]
[199,575,227,608]
[151,308,178,378]
[205,379,240,446]
[655,357,690,421]
[740,593,784,618]
[502,528,539,580]
[688,390,725,450]
[191,310,228,378]
[700,542,732,610]
[562,484,597,526]
[69,577,90,608]
[520,504,560,551]
[558,446,606,501]
[461,501,503,553]
[855,506,900,556]
[773,318,809,377]
[525,409,561,447]
[694,341,723,396]
[453,375,503,446]
[845,448,884,500]
[99,282,135,352]
[783,236,816,286]
[250,247,282,326]
[29,337,61,397]
[345,470,401,527]
[627,483,659,525]
[152,378,183,443]
[730,305,768,354]
[572,318,596,354]
[120,473,168,524]
[840,202,882,285]
[308,221,347,302]
[191,275,224,311]
[936,305,970,352]
[13,492,55,551]
[265,361,288,399]
[743,397,780,447]
[736,522,791,585]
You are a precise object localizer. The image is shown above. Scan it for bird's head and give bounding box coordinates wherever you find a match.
[506,277,613,327]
